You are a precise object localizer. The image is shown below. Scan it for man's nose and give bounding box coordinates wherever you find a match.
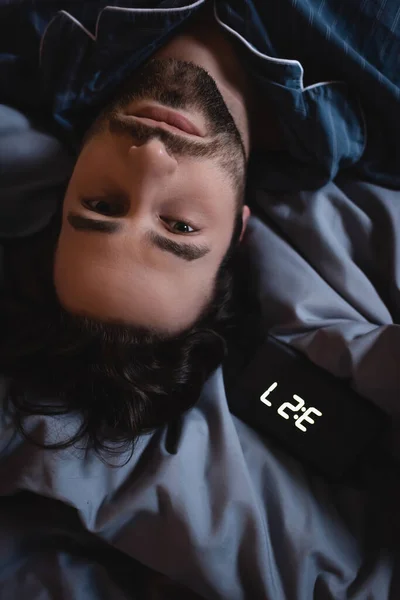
[127,138,178,179]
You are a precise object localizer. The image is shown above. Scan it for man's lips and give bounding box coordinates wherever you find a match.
[127,104,205,137]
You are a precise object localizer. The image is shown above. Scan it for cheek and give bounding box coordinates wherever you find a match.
[187,164,237,247]
[65,136,121,198]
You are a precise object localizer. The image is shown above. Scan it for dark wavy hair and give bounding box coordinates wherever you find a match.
[0,207,248,458]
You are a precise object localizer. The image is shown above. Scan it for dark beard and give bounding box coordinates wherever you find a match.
[85,58,246,189]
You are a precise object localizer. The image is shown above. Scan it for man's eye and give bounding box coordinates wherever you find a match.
[163,218,197,234]
[82,198,124,217]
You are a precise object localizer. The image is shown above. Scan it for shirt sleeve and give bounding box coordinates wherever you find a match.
[0,1,88,114]
[0,4,43,112]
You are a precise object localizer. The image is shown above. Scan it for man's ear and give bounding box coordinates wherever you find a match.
[239,205,251,242]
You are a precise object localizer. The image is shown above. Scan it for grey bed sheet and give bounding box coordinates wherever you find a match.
[1,105,400,600]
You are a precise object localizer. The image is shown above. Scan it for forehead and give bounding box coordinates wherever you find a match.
[54,232,213,332]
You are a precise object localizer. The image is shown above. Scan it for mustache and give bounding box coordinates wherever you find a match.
[107,113,221,159]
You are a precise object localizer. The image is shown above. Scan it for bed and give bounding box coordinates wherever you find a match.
[1,90,400,600]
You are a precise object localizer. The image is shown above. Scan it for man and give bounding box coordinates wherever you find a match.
[1,0,400,453]
[0,1,262,452]
[53,7,258,333]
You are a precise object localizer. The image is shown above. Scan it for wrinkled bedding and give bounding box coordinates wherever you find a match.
[1,104,400,600]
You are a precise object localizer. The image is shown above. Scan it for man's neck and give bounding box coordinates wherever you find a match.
[152,2,282,156]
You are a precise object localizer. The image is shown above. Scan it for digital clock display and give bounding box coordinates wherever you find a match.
[260,382,323,433]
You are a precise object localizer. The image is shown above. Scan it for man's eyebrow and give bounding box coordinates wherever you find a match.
[68,213,121,233]
[145,231,210,262]
[67,212,210,262]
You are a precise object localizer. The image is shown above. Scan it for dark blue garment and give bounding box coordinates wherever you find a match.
[1,0,400,190]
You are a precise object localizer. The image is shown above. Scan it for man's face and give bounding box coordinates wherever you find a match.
[54,59,248,334]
